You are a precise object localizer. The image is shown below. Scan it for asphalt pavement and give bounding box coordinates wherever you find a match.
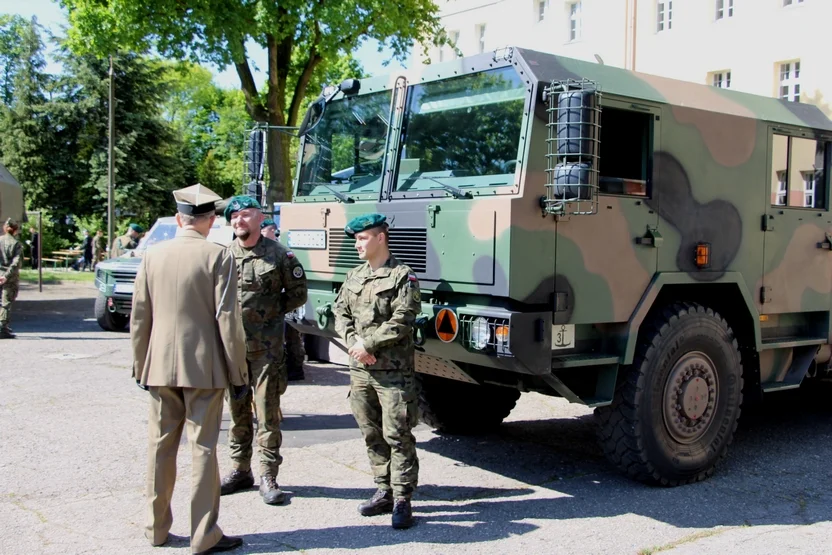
[2,281,832,554]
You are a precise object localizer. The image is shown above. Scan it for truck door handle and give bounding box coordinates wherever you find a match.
[635,227,663,247]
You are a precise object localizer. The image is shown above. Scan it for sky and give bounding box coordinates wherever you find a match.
[1,0,412,88]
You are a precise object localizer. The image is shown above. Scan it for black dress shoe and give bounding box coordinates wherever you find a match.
[194,534,243,554]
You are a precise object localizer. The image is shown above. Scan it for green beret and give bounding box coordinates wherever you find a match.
[129,223,144,233]
[260,218,275,229]
[344,213,387,238]
[224,195,262,222]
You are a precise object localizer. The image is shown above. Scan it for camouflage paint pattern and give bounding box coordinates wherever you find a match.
[280,47,832,404]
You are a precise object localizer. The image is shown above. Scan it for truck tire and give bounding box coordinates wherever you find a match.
[595,302,743,486]
[418,373,520,434]
[95,295,129,332]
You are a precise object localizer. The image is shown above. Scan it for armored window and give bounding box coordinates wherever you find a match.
[597,107,654,197]
[393,67,525,197]
[770,133,830,209]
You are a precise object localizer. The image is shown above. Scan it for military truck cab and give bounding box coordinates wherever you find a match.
[282,47,832,486]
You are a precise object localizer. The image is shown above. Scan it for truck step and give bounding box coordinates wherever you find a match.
[551,354,619,369]
[760,336,827,350]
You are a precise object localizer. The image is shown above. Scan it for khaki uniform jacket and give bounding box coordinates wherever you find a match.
[130,229,248,388]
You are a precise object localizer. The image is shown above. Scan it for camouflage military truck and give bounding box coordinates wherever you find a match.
[280,46,832,487]
[94,215,234,331]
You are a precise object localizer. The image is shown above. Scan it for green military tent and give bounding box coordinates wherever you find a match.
[0,161,24,230]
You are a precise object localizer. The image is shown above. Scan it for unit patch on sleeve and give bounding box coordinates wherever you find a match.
[292,266,304,278]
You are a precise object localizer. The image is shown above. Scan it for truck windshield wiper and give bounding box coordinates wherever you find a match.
[306,182,355,203]
[422,177,473,199]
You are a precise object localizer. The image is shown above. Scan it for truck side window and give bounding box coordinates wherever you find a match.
[597,107,653,197]
[770,133,830,209]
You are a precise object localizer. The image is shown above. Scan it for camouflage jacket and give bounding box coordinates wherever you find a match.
[110,234,137,258]
[0,233,22,284]
[333,255,421,371]
[228,236,308,355]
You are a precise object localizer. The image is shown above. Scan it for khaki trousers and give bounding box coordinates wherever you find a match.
[145,387,225,553]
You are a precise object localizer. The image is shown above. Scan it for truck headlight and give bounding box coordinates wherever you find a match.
[471,317,489,350]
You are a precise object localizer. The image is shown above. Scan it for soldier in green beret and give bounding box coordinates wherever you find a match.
[219,195,308,505]
[110,223,145,258]
[0,218,23,339]
[260,218,278,241]
[332,212,422,529]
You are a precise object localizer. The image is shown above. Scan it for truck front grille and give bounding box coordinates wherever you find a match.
[328,228,427,273]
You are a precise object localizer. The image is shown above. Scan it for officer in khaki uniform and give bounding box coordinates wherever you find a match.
[130,184,249,555]
[332,213,422,529]
[0,218,23,339]
[219,196,308,505]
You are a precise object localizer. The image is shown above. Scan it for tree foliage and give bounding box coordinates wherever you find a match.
[60,0,449,203]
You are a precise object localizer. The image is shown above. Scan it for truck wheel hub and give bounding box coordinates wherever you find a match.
[663,352,718,444]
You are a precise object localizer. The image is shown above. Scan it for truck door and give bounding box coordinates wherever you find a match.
[553,97,662,334]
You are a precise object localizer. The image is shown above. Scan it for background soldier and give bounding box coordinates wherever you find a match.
[0,218,22,339]
[259,218,277,240]
[93,230,106,266]
[131,184,249,555]
[110,223,144,258]
[26,226,39,269]
[332,213,422,529]
[220,195,308,505]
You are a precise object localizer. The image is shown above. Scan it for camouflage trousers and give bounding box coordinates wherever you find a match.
[226,350,288,476]
[0,280,18,330]
[284,324,305,373]
[349,367,420,499]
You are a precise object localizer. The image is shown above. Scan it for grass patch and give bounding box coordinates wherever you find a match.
[18,268,96,284]
[638,528,734,555]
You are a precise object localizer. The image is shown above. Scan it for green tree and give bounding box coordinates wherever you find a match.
[60,0,449,204]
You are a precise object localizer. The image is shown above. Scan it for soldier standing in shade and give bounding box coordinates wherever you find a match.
[110,223,144,258]
[219,195,308,505]
[0,218,22,339]
[332,213,422,529]
[93,230,106,267]
[259,218,278,240]
[131,184,249,554]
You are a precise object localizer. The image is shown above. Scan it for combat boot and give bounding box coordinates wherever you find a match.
[0,327,15,339]
[259,475,286,505]
[391,497,414,529]
[287,366,305,381]
[220,468,254,495]
[358,488,393,516]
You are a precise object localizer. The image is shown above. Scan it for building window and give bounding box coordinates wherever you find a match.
[568,2,582,41]
[775,171,788,205]
[538,0,549,22]
[783,0,804,6]
[476,24,486,53]
[449,30,460,59]
[716,0,734,19]
[711,71,731,89]
[657,1,672,32]
[803,171,816,207]
[779,61,801,102]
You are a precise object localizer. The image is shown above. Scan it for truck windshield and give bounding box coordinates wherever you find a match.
[296,89,393,200]
[395,67,526,195]
[136,222,177,250]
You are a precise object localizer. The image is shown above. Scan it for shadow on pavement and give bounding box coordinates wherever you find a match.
[13,292,100,334]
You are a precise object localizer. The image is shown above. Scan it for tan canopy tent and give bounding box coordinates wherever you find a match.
[0,162,24,232]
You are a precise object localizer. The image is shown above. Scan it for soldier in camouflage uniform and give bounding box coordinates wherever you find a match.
[332,213,422,529]
[220,195,308,505]
[0,218,22,339]
[109,223,144,258]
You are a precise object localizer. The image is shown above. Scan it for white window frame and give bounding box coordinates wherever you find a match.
[776,171,788,205]
[803,171,816,207]
[567,1,582,41]
[783,0,805,6]
[476,24,486,53]
[716,0,734,20]
[538,0,550,22]
[449,30,460,59]
[657,1,673,32]
[779,61,801,102]
[712,70,732,89]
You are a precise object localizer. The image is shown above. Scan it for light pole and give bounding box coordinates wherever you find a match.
[107,55,115,253]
